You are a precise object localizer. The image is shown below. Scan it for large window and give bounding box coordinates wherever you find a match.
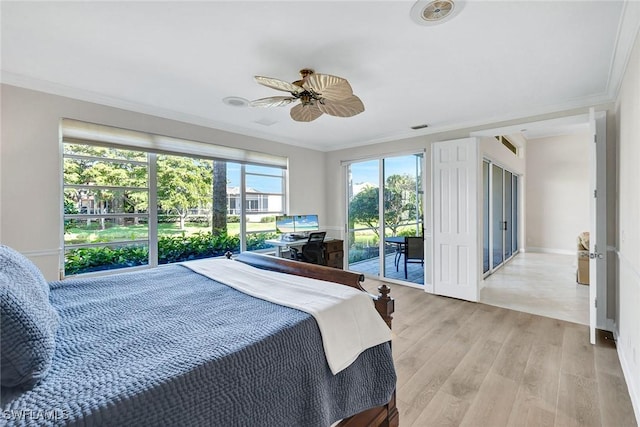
[62,120,286,276]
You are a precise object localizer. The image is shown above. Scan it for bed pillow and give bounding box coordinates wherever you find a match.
[0,245,59,388]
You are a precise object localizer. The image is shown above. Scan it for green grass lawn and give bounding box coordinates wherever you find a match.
[66,220,420,246]
[64,222,275,244]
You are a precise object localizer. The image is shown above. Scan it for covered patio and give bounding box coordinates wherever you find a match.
[348,252,424,285]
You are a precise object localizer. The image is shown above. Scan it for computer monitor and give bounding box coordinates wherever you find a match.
[293,214,319,233]
[275,215,295,233]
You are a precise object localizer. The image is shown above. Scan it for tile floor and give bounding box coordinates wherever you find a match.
[345,250,588,326]
[480,252,590,325]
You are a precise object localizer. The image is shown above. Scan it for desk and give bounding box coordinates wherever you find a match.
[384,236,406,272]
[265,238,344,269]
[265,238,307,257]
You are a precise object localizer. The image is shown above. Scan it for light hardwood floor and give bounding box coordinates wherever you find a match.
[363,280,638,427]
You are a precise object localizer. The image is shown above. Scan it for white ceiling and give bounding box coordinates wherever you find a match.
[2,1,638,151]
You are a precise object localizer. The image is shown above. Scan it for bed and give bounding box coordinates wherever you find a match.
[1,247,398,427]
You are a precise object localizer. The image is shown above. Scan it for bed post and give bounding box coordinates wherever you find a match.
[374,283,398,427]
[373,284,394,329]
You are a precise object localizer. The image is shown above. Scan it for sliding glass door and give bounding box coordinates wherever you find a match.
[483,160,520,276]
[492,164,504,269]
[347,153,424,285]
[483,161,491,274]
[347,160,380,277]
[504,170,514,259]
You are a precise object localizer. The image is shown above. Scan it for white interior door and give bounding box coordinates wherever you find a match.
[432,138,479,301]
[588,108,607,344]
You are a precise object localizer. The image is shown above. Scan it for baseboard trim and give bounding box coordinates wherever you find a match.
[615,329,640,424]
[524,247,575,256]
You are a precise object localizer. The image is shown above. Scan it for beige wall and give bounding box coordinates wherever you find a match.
[615,26,640,418]
[480,135,526,175]
[0,84,327,280]
[524,132,591,254]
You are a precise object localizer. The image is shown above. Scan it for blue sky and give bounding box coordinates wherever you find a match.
[227,163,283,193]
[350,155,423,185]
[226,154,422,193]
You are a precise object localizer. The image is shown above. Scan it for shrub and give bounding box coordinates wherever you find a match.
[397,229,418,237]
[348,246,380,264]
[185,215,211,225]
[157,231,239,265]
[64,245,149,275]
[246,232,278,251]
[64,231,281,275]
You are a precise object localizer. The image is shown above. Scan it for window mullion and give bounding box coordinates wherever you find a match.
[148,153,158,267]
[240,164,247,252]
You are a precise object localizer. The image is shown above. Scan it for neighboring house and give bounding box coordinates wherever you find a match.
[227,186,282,216]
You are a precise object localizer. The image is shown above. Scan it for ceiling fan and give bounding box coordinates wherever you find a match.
[249,69,365,122]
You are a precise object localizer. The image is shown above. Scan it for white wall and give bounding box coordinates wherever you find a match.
[0,84,327,280]
[615,26,640,421]
[524,132,591,254]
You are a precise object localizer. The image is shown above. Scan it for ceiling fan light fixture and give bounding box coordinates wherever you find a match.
[410,0,464,26]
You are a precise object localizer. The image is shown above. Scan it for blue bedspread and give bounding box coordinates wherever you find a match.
[1,264,396,426]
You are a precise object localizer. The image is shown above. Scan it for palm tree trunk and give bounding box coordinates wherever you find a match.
[212,161,227,235]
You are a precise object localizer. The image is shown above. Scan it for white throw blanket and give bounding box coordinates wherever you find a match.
[182,258,392,374]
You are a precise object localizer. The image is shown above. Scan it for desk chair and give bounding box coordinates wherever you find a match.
[290,231,326,265]
[404,236,424,279]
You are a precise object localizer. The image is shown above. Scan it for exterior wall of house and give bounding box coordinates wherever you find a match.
[0,84,326,280]
[524,132,591,254]
[615,26,640,420]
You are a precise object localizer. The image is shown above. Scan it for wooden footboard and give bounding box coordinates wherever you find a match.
[233,252,399,427]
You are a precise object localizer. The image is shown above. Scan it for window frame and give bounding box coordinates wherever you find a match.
[61,121,287,277]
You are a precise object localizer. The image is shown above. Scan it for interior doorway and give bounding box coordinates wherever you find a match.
[471,113,604,328]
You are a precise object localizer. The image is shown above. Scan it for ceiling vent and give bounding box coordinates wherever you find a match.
[411,124,430,130]
[223,97,249,107]
[410,0,464,26]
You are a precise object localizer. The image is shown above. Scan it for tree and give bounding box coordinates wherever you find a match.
[157,155,213,230]
[349,174,418,237]
[64,145,148,229]
[383,174,418,235]
[211,161,227,235]
[349,185,380,236]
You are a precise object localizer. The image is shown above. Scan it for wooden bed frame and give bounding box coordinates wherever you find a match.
[234,252,399,427]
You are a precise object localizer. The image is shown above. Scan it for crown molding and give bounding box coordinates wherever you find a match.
[0,71,619,154]
[0,71,324,152]
[606,1,640,100]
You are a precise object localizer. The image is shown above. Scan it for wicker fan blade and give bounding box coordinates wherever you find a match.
[290,103,323,122]
[249,96,296,107]
[303,73,353,101]
[254,76,304,94]
[317,95,365,118]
